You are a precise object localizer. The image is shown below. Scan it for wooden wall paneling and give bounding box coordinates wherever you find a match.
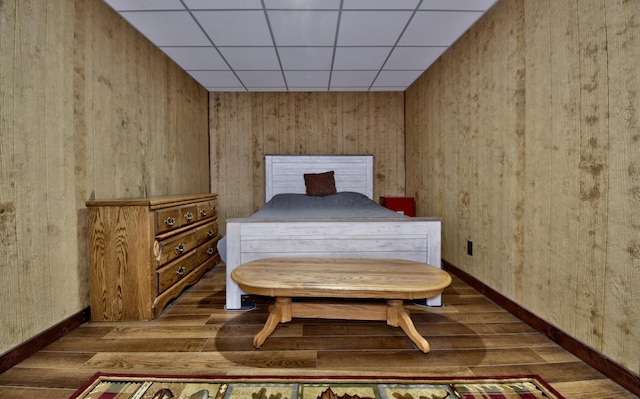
[213,93,252,224]
[116,17,140,197]
[392,92,405,196]
[209,93,224,208]
[474,8,493,284]
[278,92,297,154]
[374,94,389,197]
[482,5,508,293]
[425,68,441,221]
[506,0,527,306]
[575,0,609,352]
[341,92,359,154]
[438,53,455,262]
[408,76,424,215]
[14,0,53,336]
[522,0,553,315]
[547,0,581,330]
[295,92,316,153]
[0,0,21,351]
[93,2,117,198]
[321,93,343,154]
[602,0,640,369]
[467,14,484,275]
[74,0,95,204]
[357,94,375,159]
[45,0,78,317]
[450,37,470,268]
[403,85,418,207]
[251,93,266,209]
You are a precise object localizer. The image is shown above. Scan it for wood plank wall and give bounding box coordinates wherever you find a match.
[209,92,405,232]
[0,0,209,355]
[405,0,639,374]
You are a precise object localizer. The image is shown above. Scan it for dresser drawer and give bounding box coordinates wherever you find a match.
[196,221,218,246]
[155,230,197,267]
[179,204,197,227]
[156,206,181,234]
[196,199,217,221]
[197,237,219,265]
[155,204,199,234]
[157,251,197,294]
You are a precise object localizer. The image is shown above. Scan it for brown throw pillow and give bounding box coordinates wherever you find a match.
[304,171,337,196]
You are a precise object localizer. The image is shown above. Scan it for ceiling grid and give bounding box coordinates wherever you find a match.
[103,0,497,92]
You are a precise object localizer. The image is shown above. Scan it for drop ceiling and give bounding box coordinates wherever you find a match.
[103,0,497,92]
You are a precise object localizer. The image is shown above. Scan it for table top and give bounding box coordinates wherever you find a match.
[231,257,451,300]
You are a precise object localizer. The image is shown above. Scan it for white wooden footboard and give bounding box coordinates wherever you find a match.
[225,217,442,309]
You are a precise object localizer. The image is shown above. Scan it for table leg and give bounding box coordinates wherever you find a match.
[254,297,292,348]
[386,299,430,353]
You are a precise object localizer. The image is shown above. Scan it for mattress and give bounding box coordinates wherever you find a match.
[218,192,403,262]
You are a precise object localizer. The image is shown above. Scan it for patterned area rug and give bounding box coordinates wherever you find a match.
[69,373,564,399]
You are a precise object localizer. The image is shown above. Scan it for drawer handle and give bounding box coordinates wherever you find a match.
[211,206,217,214]
[164,216,176,227]
[207,247,214,255]
[184,212,194,222]
[200,209,207,217]
[207,229,214,237]
[176,266,186,275]
[176,243,185,252]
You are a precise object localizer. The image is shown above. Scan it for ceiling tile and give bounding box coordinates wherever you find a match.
[330,70,377,87]
[338,11,413,46]
[285,71,330,87]
[237,70,286,88]
[384,46,447,70]
[420,0,497,11]
[268,10,339,46]
[333,47,391,70]
[218,47,281,70]
[119,11,210,46]
[194,11,272,46]
[189,70,242,87]
[184,0,262,9]
[400,11,484,46]
[278,47,334,70]
[160,47,229,70]
[342,0,419,10]
[264,0,341,9]
[103,0,184,11]
[373,70,423,87]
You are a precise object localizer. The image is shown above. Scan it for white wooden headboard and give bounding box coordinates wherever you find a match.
[265,155,374,201]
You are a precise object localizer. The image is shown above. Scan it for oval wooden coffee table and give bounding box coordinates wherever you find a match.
[231,257,451,353]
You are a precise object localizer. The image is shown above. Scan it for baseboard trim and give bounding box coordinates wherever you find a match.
[0,307,90,373]
[443,260,639,397]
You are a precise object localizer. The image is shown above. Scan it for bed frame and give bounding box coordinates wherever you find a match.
[225,155,442,310]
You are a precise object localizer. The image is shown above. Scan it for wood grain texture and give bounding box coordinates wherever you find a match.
[209,92,405,235]
[405,0,639,375]
[231,257,451,299]
[1,0,209,354]
[0,264,635,398]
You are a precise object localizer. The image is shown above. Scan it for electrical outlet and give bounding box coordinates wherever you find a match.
[467,241,473,256]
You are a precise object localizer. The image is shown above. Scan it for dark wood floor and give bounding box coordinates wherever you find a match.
[0,263,635,398]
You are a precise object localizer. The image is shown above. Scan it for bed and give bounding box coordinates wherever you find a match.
[223,155,442,310]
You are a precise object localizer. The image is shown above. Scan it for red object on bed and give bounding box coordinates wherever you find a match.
[380,197,415,217]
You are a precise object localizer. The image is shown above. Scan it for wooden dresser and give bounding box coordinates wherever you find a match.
[86,194,220,321]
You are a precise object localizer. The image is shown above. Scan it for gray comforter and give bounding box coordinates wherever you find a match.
[251,191,403,218]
